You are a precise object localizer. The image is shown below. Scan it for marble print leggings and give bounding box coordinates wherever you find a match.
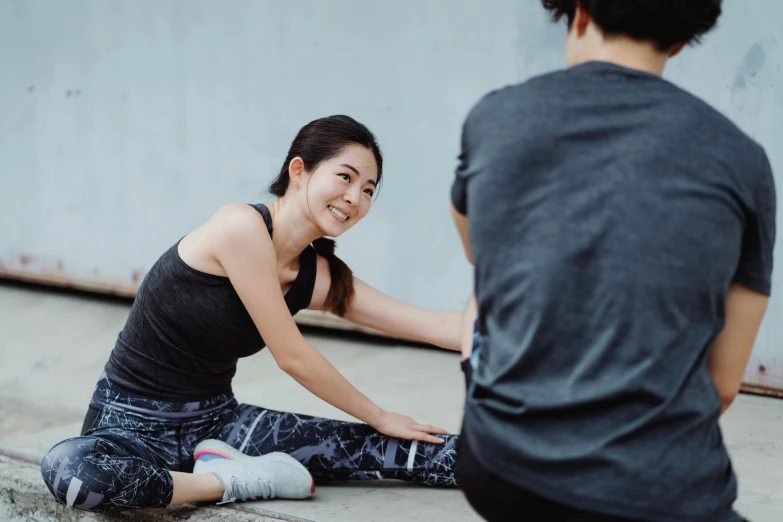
[40,373,459,513]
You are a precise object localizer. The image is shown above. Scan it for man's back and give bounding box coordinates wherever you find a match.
[456,61,775,522]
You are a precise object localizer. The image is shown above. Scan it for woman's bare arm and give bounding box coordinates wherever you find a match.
[209,204,446,443]
[340,277,462,352]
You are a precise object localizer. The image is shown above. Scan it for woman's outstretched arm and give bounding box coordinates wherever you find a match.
[337,275,463,352]
[209,204,447,444]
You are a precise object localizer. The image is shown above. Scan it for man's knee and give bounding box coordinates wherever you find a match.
[40,437,112,512]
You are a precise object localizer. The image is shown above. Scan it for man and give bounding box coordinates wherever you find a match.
[451,1,776,521]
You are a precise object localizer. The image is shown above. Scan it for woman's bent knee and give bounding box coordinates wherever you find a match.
[41,437,110,512]
[40,435,173,513]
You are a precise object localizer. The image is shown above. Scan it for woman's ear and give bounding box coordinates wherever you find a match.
[288,157,305,187]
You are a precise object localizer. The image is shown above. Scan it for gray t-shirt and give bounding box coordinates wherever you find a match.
[452,61,776,522]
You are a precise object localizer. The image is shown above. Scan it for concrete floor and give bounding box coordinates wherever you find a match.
[0,281,781,521]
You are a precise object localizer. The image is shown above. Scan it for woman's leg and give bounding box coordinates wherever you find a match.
[42,371,237,512]
[41,429,231,511]
[169,472,224,505]
[41,429,176,513]
[215,404,459,486]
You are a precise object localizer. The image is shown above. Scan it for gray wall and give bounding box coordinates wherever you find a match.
[1,0,780,388]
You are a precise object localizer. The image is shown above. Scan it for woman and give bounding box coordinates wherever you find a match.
[41,115,463,512]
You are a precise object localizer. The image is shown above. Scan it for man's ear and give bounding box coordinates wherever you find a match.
[572,3,591,38]
[668,42,687,58]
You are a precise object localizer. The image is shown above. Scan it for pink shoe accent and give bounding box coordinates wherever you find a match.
[193,449,234,461]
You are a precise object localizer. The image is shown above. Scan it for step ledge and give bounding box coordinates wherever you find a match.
[0,449,312,522]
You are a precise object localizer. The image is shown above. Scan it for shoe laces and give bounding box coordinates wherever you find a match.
[218,473,276,504]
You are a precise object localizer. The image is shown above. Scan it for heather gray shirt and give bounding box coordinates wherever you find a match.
[452,61,776,522]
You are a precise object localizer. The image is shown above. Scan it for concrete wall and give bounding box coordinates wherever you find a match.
[0,0,780,389]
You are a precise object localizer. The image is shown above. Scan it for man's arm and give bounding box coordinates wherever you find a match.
[451,202,472,264]
[460,294,477,361]
[712,150,776,414]
[707,283,769,415]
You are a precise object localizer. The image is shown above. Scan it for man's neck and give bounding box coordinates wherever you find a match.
[573,37,670,77]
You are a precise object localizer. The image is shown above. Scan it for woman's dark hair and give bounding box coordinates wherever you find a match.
[541,0,722,51]
[269,115,383,317]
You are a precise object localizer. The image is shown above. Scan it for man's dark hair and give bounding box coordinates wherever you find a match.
[541,0,722,51]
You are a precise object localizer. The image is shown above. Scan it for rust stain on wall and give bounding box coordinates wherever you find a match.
[0,268,137,299]
[741,382,783,399]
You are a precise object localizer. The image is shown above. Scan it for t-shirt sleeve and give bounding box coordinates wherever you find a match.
[733,151,777,296]
[451,120,471,215]
[451,88,506,216]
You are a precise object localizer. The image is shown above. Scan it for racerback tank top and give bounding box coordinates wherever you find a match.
[103,204,317,400]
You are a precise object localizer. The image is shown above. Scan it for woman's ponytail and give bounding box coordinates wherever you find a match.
[312,238,354,317]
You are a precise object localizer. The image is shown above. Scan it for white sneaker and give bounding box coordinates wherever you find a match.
[193,439,315,503]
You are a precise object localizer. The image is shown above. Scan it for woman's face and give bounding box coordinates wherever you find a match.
[295,144,379,238]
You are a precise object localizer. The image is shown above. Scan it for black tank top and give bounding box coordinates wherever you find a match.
[104,204,318,401]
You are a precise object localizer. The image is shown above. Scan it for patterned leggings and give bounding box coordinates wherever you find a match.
[40,373,459,513]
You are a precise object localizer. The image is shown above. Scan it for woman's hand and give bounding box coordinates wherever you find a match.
[370,410,449,444]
